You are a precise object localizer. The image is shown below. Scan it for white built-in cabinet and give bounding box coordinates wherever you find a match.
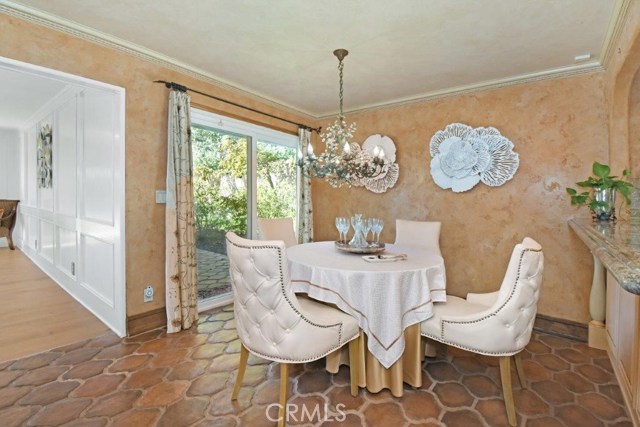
[606,271,640,424]
[20,85,125,336]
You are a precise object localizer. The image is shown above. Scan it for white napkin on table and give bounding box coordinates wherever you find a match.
[362,253,408,263]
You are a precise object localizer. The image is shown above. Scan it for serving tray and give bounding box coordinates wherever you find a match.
[334,241,386,254]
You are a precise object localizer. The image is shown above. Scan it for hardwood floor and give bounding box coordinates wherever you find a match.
[0,247,108,362]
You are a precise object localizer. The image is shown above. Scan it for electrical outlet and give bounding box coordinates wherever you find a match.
[143,285,154,303]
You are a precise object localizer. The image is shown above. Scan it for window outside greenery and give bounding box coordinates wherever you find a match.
[192,126,297,253]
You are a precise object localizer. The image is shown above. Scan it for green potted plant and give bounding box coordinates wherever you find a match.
[566,161,633,221]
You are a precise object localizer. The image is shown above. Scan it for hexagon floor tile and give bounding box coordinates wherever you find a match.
[0,304,631,426]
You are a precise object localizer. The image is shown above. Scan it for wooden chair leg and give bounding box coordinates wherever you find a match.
[499,356,517,427]
[513,352,526,389]
[348,337,360,397]
[278,363,289,427]
[232,344,249,400]
[7,234,14,250]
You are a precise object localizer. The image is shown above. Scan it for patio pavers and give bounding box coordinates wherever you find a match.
[196,249,231,300]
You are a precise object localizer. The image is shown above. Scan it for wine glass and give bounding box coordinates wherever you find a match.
[364,218,374,244]
[368,218,376,243]
[369,218,383,243]
[375,218,384,243]
[339,217,350,243]
[336,217,349,243]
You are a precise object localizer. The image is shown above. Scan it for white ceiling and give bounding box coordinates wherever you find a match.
[0,67,67,128]
[1,0,622,117]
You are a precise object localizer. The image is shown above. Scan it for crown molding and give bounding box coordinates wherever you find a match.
[0,1,317,121]
[601,0,633,69]
[0,0,626,121]
[318,62,605,119]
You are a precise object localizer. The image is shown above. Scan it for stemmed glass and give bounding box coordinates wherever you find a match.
[335,217,349,243]
[364,218,374,244]
[371,218,384,243]
[341,217,350,243]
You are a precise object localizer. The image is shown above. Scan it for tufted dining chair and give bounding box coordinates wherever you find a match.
[257,217,298,248]
[420,237,544,426]
[394,219,441,255]
[226,232,360,426]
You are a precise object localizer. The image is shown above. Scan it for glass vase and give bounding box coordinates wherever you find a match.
[592,188,616,221]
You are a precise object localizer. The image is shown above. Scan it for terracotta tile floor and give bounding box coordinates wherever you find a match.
[0,304,632,426]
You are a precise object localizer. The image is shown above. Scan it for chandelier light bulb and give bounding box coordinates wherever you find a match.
[308,141,314,156]
[343,142,351,155]
[379,148,385,159]
[373,146,380,157]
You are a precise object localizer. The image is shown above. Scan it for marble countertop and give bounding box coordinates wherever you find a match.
[569,218,640,295]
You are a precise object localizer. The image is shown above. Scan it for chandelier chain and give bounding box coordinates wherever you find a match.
[338,59,344,120]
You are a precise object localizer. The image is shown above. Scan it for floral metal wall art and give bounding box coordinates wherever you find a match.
[358,134,400,193]
[37,123,53,188]
[429,123,519,193]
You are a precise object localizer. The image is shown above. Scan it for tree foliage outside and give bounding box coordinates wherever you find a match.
[192,126,297,251]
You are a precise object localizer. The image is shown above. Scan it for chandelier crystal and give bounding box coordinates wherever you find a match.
[300,49,387,188]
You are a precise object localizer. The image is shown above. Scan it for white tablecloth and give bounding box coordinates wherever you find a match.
[287,241,446,368]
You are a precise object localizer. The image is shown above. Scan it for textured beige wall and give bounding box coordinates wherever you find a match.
[313,74,608,323]
[0,14,312,317]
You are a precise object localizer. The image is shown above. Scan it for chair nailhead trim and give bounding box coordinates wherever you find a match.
[243,331,360,363]
[226,236,353,361]
[421,331,519,357]
[421,247,542,355]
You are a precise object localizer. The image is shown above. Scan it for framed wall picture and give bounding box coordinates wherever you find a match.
[37,123,53,188]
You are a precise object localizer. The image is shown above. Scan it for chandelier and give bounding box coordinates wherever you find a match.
[300,49,387,188]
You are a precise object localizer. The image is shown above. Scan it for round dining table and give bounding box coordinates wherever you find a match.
[287,241,446,396]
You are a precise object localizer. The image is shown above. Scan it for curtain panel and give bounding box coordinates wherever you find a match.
[297,128,314,243]
[166,90,198,333]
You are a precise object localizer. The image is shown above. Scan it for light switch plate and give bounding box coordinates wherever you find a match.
[155,190,167,204]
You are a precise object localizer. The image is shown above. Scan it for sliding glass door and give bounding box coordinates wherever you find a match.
[191,108,299,306]
[192,126,248,301]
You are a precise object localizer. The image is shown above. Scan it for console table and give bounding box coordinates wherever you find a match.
[569,218,640,426]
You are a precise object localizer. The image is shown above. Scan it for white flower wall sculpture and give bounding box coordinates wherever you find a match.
[360,134,400,193]
[429,123,519,192]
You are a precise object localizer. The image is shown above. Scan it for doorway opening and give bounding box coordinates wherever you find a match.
[0,56,126,339]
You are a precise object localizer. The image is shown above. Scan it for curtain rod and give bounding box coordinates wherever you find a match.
[153,80,321,133]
